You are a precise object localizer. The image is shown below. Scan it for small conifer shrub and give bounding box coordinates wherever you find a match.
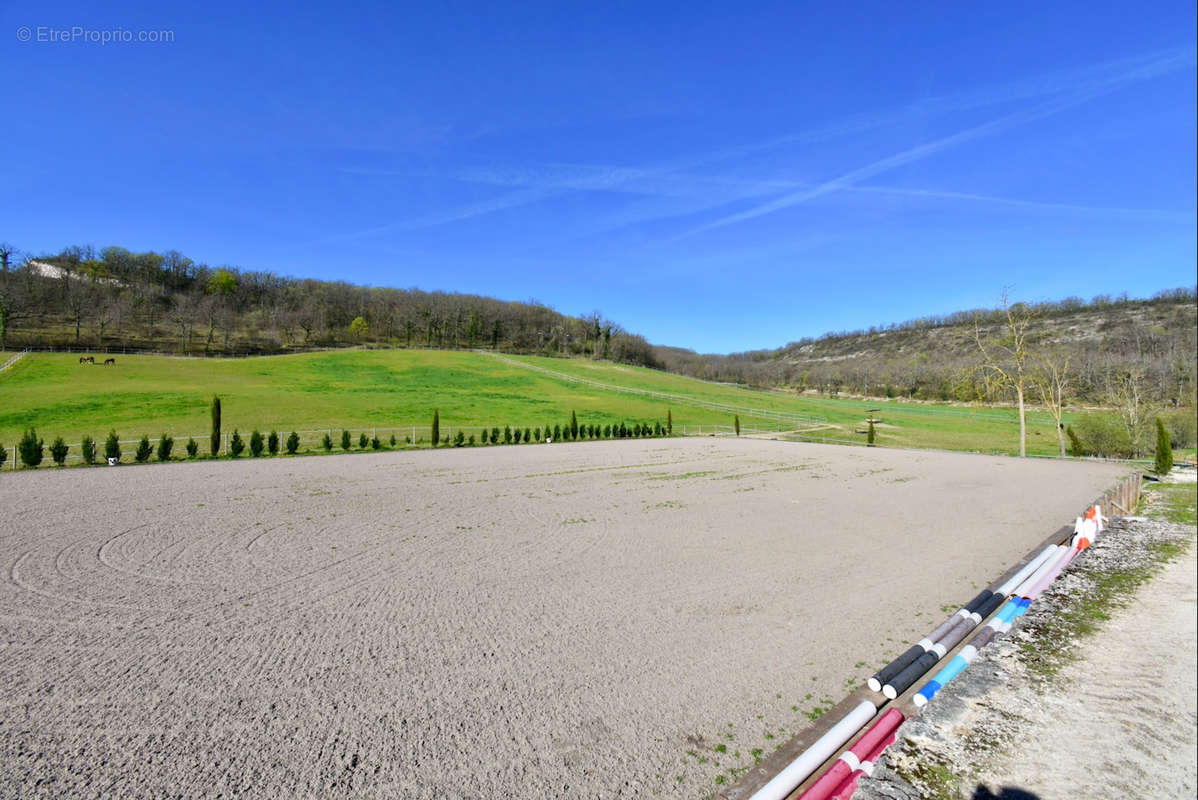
[157,433,174,462]
[80,435,97,465]
[18,428,44,468]
[267,430,280,455]
[286,432,301,454]
[105,431,121,462]
[186,437,199,458]
[229,430,245,458]
[135,435,153,463]
[250,430,265,457]
[50,436,69,466]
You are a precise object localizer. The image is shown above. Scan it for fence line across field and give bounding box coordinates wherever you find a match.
[480,351,827,427]
[6,422,795,468]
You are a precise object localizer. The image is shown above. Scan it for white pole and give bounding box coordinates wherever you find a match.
[748,700,877,800]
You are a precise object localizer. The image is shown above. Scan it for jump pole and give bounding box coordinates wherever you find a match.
[866,541,1061,695]
[880,589,1007,699]
[746,700,877,800]
[796,708,903,800]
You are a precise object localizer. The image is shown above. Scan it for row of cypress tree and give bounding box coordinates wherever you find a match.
[430,408,674,448]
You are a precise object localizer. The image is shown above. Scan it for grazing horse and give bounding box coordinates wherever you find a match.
[79,356,95,364]
[103,357,116,366]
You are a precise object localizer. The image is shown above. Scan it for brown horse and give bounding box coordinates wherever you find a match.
[79,356,94,364]
[103,357,116,366]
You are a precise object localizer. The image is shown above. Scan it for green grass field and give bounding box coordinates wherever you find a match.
[0,349,1080,459]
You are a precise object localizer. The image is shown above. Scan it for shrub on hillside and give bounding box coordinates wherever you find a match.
[503,425,512,444]
[1065,425,1083,457]
[1161,409,1197,449]
[371,435,381,450]
[157,434,174,462]
[534,427,541,442]
[19,429,44,468]
[468,434,475,446]
[513,428,522,444]
[50,436,69,466]
[80,434,97,465]
[229,430,245,458]
[186,437,199,458]
[454,431,465,447]
[524,427,531,443]
[490,427,500,444]
[322,432,333,451]
[286,431,301,454]
[135,435,153,463]
[105,431,121,462]
[359,432,369,449]
[553,424,561,441]
[0,443,6,470]
[1073,413,1135,458]
[341,430,351,451]
[250,430,264,457]
[604,424,611,438]
[389,434,397,447]
[268,430,280,455]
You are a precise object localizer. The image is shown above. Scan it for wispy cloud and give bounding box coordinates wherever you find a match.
[319,44,1195,245]
[674,46,1196,239]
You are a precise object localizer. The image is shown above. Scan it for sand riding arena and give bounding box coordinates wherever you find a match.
[0,438,1128,798]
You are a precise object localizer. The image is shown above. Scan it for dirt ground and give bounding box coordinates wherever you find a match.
[0,438,1128,799]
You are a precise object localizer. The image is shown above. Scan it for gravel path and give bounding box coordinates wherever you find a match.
[970,530,1197,799]
[0,439,1127,798]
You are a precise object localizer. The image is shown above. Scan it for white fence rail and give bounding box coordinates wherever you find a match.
[0,349,30,374]
[481,351,826,426]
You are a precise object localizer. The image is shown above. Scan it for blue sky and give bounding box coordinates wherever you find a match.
[2,1,1195,353]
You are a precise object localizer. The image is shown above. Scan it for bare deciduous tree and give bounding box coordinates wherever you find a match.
[1031,352,1071,456]
[1106,368,1153,456]
[974,291,1037,457]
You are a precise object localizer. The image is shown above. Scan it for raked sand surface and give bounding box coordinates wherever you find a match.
[0,438,1128,799]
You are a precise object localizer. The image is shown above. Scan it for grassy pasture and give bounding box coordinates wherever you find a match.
[1,349,1074,457]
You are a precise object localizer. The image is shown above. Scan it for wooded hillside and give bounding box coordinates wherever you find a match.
[653,290,1197,408]
[0,241,1192,415]
[0,243,657,366]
